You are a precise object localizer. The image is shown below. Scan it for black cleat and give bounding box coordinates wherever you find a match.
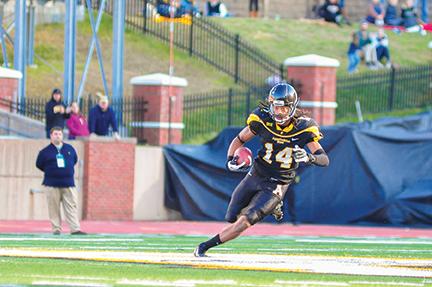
[272,201,284,222]
[193,243,208,257]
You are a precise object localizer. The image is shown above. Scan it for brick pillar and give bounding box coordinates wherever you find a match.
[82,137,137,220]
[130,73,188,145]
[284,54,339,125]
[0,67,23,111]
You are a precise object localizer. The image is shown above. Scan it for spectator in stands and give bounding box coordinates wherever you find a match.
[66,102,90,140]
[320,0,344,25]
[156,0,182,18]
[356,21,379,69]
[366,0,385,26]
[339,0,352,25]
[206,0,229,17]
[45,88,70,139]
[347,32,362,74]
[384,0,404,26]
[414,0,429,24]
[249,0,259,17]
[88,93,120,139]
[36,127,86,235]
[181,0,200,16]
[401,0,427,35]
[374,28,392,68]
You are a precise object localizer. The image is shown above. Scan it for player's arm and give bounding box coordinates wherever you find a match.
[306,141,329,166]
[225,126,255,172]
[227,126,255,158]
[293,141,329,167]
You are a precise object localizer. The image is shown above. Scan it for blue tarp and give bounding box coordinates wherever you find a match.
[164,112,432,226]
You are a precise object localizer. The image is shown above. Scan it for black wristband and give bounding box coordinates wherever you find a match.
[237,135,245,144]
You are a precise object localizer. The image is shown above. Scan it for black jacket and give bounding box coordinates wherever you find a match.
[45,98,70,132]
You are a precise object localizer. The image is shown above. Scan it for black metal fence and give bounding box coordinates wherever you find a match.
[183,65,432,142]
[337,65,432,120]
[0,96,147,138]
[98,0,283,89]
[183,87,268,142]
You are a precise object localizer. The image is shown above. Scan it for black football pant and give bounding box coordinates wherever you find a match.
[225,168,290,225]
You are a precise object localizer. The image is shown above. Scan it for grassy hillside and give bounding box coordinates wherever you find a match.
[2,16,430,98]
[2,14,235,99]
[213,18,432,75]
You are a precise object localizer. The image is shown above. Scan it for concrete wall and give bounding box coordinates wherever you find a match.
[0,138,180,221]
[0,139,84,220]
[133,146,181,220]
[0,109,45,138]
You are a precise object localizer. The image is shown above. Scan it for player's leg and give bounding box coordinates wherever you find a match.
[194,173,261,257]
[225,172,261,223]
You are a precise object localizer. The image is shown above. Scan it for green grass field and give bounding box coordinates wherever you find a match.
[1,233,431,286]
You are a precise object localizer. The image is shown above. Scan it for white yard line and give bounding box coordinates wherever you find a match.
[117,279,194,286]
[275,280,349,286]
[258,248,432,253]
[296,239,432,245]
[0,238,143,242]
[32,281,110,287]
[2,248,431,278]
[349,281,424,286]
[29,274,107,281]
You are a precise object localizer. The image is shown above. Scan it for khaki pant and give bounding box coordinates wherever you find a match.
[45,187,80,233]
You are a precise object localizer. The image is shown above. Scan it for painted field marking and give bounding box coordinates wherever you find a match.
[32,281,110,287]
[258,248,432,253]
[296,239,432,245]
[0,238,143,242]
[275,280,349,286]
[349,281,425,286]
[1,248,432,278]
[29,274,108,281]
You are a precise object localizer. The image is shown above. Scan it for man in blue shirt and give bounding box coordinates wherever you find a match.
[36,127,86,235]
[88,93,120,139]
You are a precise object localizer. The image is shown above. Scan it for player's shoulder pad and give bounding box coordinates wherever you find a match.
[246,107,270,125]
[296,116,319,130]
[295,117,323,140]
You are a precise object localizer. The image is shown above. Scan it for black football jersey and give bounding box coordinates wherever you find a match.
[246,107,323,183]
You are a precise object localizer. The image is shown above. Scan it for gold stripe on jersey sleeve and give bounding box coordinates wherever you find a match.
[246,114,261,125]
[247,114,322,140]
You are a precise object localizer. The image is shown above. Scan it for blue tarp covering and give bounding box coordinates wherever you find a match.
[164,112,432,226]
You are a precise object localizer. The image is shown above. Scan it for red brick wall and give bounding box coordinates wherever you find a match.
[0,78,18,111]
[132,85,184,145]
[287,66,337,126]
[82,138,136,220]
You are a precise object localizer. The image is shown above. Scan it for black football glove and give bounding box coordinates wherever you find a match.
[226,156,249,172]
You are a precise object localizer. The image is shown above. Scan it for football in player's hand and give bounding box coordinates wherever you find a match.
[234,147,253,167]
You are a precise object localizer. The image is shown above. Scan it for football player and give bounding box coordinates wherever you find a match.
[194,83,329,257]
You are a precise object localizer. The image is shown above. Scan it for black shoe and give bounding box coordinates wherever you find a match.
[193,243,208,257]
[53,231,61,235]
[71,231,87,235]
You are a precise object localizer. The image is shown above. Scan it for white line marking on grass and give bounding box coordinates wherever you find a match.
[74,246,232,251]
[275,280,349,286]
[349,281,424,286]
[4,249,432,278]
[117,279,194,286]
[258,248,432,253]
[32,281,110,287]
[296,239,432,245]
[0,238,143,242]
[29,274,107,281]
